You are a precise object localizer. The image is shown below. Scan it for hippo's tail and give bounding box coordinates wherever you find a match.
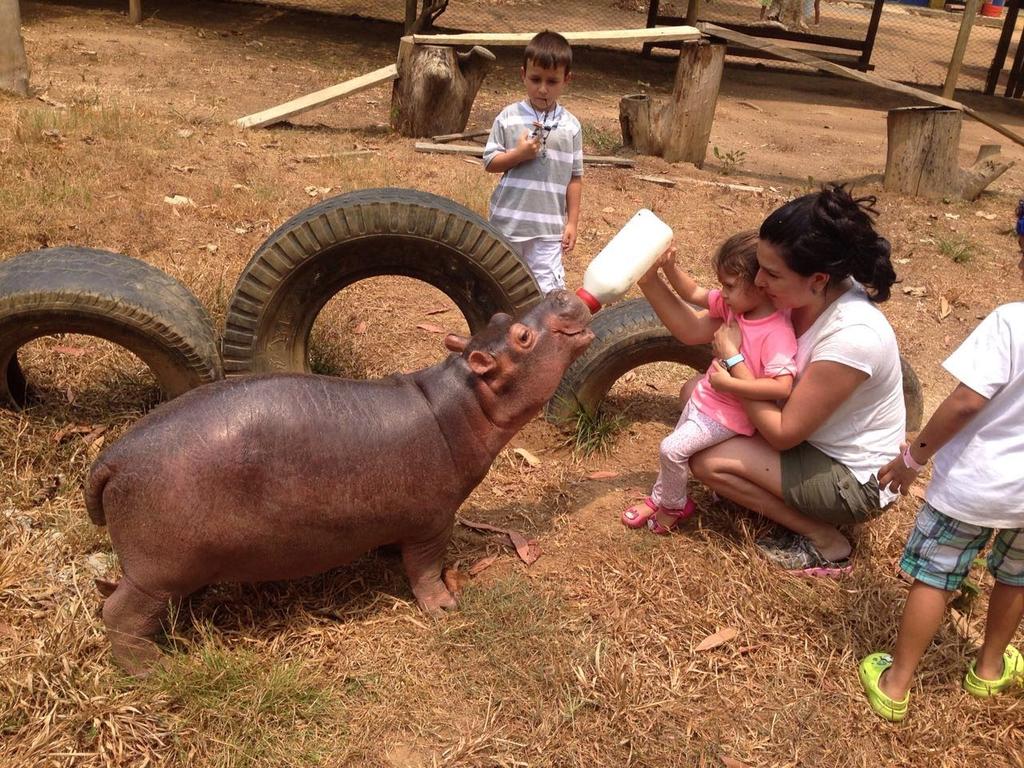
[84,460,113,526]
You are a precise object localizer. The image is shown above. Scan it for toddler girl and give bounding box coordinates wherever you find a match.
[622,231,797,534]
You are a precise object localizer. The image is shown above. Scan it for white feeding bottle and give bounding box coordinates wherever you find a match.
[575,209,674,313]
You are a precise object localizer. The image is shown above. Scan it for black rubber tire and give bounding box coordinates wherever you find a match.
[545,298,926,434]
[546,299,713,424]
[0,247,223,408]
[221,188,541,376]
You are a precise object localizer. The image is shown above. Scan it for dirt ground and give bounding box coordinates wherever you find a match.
[2,1,1024,766]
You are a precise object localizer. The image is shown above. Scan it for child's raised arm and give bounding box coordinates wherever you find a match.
[637,245,721,346]
[663,262,711,308]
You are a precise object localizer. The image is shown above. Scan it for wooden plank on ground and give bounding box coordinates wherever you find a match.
[634,174,764,193]
[235,64,399,130]
[431,129,490,143]
[411,26,702,47]
[698,22,1024,148]
[414,142,634,167]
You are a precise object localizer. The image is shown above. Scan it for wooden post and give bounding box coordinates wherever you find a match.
[985,0,1019,94]
[858,0,886,70]
[943,0,980,99]
[391,42,496,138]
[621,41,724,167]
[664,41,724,165]
[129,0,142,23]
[884,106,961,200]
[0,0,29,96]
[684,0,701,25]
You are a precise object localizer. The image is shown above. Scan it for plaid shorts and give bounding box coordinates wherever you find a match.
[900,502,1024,590]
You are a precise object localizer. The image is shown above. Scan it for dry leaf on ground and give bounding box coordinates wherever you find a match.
[721,757,752,768]
[442,567,469,596]
[695,627,738,652]
[587,470,619,480]
[353,321,368,334]
[458,518,541,565]
[416,323,446,334]
[513,448,541,467]
[468,555,498,576]
[164,194,195,206]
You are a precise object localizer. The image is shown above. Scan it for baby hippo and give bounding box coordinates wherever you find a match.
[85,290,593,674]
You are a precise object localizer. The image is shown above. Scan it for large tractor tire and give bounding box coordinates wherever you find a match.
[545,298,925,433]
[221,188,540,376]
[0,247,222,408]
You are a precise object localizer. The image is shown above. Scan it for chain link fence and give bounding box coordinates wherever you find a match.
[268,0,1020,94]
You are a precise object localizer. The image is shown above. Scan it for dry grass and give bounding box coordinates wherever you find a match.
[3,1,1024,766]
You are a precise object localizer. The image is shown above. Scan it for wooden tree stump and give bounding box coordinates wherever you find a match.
[391,42,495,138]
[959,144,1015,201]
[0,0,30,96]
[884,106,1015,201]
[884,106,961,200]
[619,41,725,167]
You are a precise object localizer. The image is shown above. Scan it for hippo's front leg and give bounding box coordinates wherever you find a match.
[401,525,457,614]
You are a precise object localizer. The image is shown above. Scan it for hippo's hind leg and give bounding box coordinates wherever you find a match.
[101,576,175,676]
[401,527,457,615]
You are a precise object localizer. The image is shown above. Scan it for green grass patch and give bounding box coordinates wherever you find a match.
[583,123,622,155]
[140,639,342,767]
[559,402,624,458]
[14,103,137,145]
[431,575,587,694]
[938,235,975,264]
[713,146,747,176]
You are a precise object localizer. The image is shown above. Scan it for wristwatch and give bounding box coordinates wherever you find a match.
[722,353,745,372]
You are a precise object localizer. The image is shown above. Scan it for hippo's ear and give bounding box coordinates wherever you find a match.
[444,334,469,354]
[467,349,496,377]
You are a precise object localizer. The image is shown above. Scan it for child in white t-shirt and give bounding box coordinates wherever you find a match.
[857,218,1024,722]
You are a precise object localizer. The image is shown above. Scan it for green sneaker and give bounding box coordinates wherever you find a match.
[964,644,1024,698]
[858,653,909,722]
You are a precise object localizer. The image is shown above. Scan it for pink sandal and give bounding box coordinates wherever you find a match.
[646,498,696,535]
[621,497,658,529]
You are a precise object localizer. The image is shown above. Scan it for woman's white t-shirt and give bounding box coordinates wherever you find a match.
[795,283,905,507]
[927,303,1024,528]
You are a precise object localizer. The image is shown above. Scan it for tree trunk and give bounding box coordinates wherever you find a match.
[0,0,30,97]
[391,42,496,138]
[619,41,725,167]
[884,106,961,200]
[958,144,1014,201]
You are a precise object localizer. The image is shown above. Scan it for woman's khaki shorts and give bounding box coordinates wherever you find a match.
[780,442,883,525]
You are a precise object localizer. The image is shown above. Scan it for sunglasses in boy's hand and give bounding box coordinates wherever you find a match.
[1016,199,1024,236]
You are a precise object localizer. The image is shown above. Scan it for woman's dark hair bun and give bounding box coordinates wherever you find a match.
[760,183,896,302]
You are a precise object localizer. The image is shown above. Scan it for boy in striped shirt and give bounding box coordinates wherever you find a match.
[483,31,583,294]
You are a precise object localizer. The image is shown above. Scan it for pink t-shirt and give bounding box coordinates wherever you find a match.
[689,289,798,436]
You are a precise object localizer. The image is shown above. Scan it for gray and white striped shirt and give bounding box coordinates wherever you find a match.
[483,101,583,242]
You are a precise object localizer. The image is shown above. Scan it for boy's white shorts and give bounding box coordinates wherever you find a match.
[509,237,565,295]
